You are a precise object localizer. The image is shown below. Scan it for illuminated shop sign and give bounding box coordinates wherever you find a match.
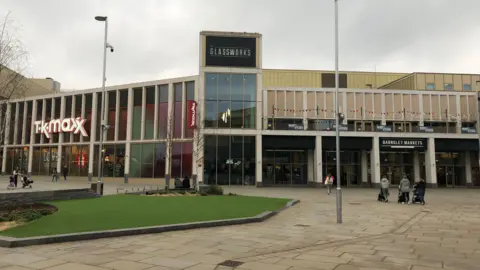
[380,138,426,150]
[205,36,256,68]
[187,100,197,129]
[34,117,88,139]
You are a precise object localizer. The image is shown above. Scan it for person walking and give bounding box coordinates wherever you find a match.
[62,165,68,181]
[380,175,390,203]
[417,178,426,205]
[324,173,334,195]
[13,167,19,188]
[399,174,411,204]
[52,168,58,182]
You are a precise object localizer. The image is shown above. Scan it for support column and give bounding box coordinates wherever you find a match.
[465,151,472,188]
[361,150,369,187]
[88,93,98,181]
[371,136,381,188]
[255,134,262,187]
[425,137,437,188]
[413,151,420,181]
[2,104,11,175]
[27,101,38,176]
[313,135,323,188]
[56,96,65,175]
[124,87,133,183]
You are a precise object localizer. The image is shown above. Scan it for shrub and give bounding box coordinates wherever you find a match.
[228,192,237,196]
[199,192,208,196]
[206,185,224,195]
[19,210,43,222]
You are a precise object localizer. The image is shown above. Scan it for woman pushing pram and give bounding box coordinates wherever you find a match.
[411,178,426,205]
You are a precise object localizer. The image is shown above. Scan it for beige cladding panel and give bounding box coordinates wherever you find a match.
[411,95,420,120]
[460,96,468,120]
[416,74,426,90]
[346,93,355,119]
[468,96,477,120]
[277,91,285,117]
[373,93,382,119]
[462,75,472,89]
[472,75,480,90]
[285,91,295,117]
[200,35,206,67]
[307,92,316,117]
[394,94,402,117]
[439,96,448,119]
[444,74,453,84]
[425,74,435,86]
[453,75,462,91]
[384,93,393,119]
[402,94,410,120]
[267,91,275,116]
[434,74,444,90]
[448,95,457,118]
[422,94,430,120]
[365,93,373,119]
[295,91,303,117]
[262,70,322,88]
[316,92,324,118]
[325,92,334,118]
[431,95,440,120]
[355,93,363,119]
[256,38,260,68]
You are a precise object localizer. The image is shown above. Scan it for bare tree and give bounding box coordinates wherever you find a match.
[0,12,29,146]
[162,110,174,190]
[192,113,204,189]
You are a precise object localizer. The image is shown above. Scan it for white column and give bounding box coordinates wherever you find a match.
[2,104,11,174]
[361,150,368,186]
[165,83,174,177]
[114,91,120,141]
[307,150,314,184]
[56,96,65,174]
[314,135,323,187]
[21,102,27,145]
[413,151,420,181]
[256,72,263,131]
[255,134,262,186]
[40,99,46,144]
[371,136,381,188]
[425,137,437,188]
[88,93,98,181]
[124,87,133,183]
[465,151,472,187]
[181,82,186,138]
[140,87,146,140]
[153,85,159,139]
[13,103,19,144]
[28,101,38,176]
[80,94,86,143]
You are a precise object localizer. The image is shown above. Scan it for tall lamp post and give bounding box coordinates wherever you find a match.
[95,16,114,195]
[334,0,343,224]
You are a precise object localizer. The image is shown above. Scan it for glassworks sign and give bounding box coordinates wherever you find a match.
[35,117,88,139]
[205,36,256,68]
[380,138,426,150]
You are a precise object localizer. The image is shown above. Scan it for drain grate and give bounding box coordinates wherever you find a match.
[294,224,310,227]
[218,260,244,267]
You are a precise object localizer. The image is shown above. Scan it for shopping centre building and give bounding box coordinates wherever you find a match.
[2,31,480,188]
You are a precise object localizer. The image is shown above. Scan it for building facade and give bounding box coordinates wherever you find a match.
[1,30,480,188]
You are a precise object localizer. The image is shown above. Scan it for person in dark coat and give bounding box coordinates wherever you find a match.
[416,178,426,205]
[62,165,68,180]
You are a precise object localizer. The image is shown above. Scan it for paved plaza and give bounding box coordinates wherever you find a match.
[0,178,479,270]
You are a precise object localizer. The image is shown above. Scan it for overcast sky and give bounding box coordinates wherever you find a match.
[1,0,479,90]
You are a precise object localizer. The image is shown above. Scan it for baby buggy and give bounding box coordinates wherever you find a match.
[397,189,408,203]
[411,183,425,205]
[21,175,34,189]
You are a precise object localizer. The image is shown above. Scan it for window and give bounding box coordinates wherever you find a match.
[158,84,169,139]
[129,143,166,178]
[145,86,155,140]
[132,88,142,140]
[463,84,472,91]
[173,83,182,138]
[185,81,195,138]
[321,73,347,88]
[73,95,83,142]
[426,83,435,90]
[444,83,453,91]
[85,94,93,140]
[106,91,116,141]
[118,90,128,140]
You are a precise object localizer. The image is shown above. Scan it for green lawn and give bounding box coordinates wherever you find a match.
[0,195,290,238]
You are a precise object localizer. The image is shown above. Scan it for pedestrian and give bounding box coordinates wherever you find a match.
[52,168,58,182]
[13,167,18,188]
[324,173,334,195]
[399,174,411,204]
[417,178,426,205]
[62,165,68,181]
[380,175,390,203]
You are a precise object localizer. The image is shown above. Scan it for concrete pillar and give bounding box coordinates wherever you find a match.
[361,150,369,187]
[307,149,314,185]
[88,93,98,181]
[371,136,381,188]
[124,87,134,183]
[13,103,19,145]
[27,101,38,176]
[413,151,420,181]
[153,85,159,139]
[2,104,11,175]
[255,134,262,187]
[425,137,437,188]
[141,86,146,140]
[21,102,27,145]
[56,96,65,175]
[465,151,472,188]
[313,135,323,188]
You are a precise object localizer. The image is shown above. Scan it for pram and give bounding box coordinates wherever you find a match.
[21,175,34,189]
[397,189,408,203]
[377,191,385,202]
[411,184,425,204]
[7,175,15,190]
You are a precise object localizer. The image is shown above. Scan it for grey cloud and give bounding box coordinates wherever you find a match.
[0,0,479,90]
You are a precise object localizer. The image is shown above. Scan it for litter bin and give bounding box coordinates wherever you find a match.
[91,183,104,195]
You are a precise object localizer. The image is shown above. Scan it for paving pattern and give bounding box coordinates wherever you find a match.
[0,180,479,270]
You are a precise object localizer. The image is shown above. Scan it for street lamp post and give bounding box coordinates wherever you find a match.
[95,16,111,195]
[334,0,343,224]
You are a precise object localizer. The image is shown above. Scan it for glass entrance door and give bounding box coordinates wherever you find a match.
[263,150,308,186]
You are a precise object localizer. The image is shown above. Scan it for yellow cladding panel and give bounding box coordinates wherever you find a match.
[379,75,415,90]
[262,69,407,89]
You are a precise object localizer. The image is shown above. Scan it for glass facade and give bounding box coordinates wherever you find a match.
[436,152,466,187]
[204,135,255,185]
[73,95,82,142]
[323,151,361,186]
[16,102,24,144]
[204,73,256,129]
[130,143,166,178]
[185,81,195,138]
[158,85,169,139]
[173,83,182,138]
[132,88,142,140]
[171,142,193,178]
[6,147,29,174]
[106,91,116,141]
[380,152,414,185]
[118,90,128,141]
[31,147,57,175]
[145,87,155,140]
[61,145,89,176]
[263,150,308,186]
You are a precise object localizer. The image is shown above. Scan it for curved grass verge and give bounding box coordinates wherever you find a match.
[0,195,290,238]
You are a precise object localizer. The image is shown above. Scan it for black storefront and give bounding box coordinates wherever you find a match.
[435,139,478,187]
[322,137,372,186]
[379,137,426,185]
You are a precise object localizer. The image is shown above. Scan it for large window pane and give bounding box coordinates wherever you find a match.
[85,94,93,141]
[205,73,217,100]
[244,136,256,185]
[244,101,256,129]
[114,145,125,177]
[205,100,217,128]
[244,74,256,101]
[35,101,42,144]
[182,142,193,177]
[158,85,169,139]
[230,74,243,101]
[106,92,116,141]
[217,136,230,185]
[118,90,128,140]
[132,88,142,140]
[17,102,24,144]
[204,135,217,185]
[95,93,102,141]
[185,81,195,138]
[154,143,166,178]
[218,101,230,128]
[130,144,142,178]
[73,95,82,142]
[8,103,16,144]
[141,143,155,177]
[25,101,32,144]
[171,143,182,177]
[217,74,231,101]
[145,86,155,139]
[231,101,243,128]
[173,83,182,138]
[53,98,61,143]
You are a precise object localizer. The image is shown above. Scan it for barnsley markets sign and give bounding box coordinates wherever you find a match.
[34,117,88,139]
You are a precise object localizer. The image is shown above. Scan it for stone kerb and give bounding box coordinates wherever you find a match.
[0,189,98,208]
